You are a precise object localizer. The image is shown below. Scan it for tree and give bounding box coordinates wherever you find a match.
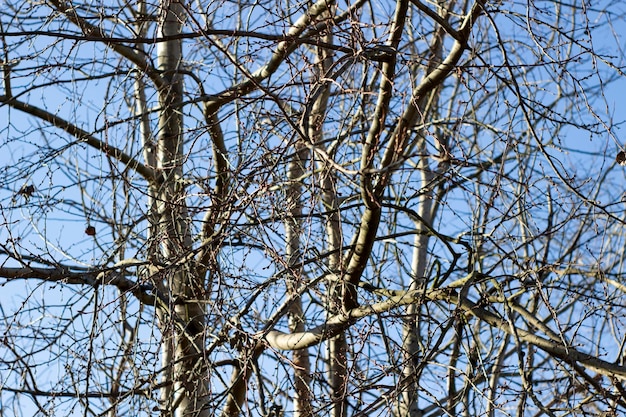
[1,0,626,416]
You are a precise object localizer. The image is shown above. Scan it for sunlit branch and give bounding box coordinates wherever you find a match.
[377,0,486,189]
[203,0,335,110]
[264,284,626,380]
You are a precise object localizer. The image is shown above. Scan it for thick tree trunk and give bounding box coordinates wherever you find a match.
[154,1,208,416]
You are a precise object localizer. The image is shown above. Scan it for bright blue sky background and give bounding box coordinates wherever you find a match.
[2,1,626,416]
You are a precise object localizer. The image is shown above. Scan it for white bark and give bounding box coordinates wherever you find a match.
[155,1,208,416]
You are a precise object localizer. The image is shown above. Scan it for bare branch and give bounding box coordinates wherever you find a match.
[0,96,156,181]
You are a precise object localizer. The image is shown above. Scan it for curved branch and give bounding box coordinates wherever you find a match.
[203,0,335,112]
[340,0,485,310]
[375,0,486,194]
[263,285,626,380]
[360,0,409,207]
[263,287,453,350]
[339,0,411,312]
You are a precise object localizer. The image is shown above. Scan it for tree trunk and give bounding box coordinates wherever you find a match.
[286,142,313,417]
[396,164,434,417]
[154,1,208,415]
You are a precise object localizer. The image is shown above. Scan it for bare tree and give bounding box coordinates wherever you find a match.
[2,0,626,416]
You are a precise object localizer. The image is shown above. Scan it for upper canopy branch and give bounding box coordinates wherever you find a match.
[203,0,337,113]
[45,0,164,90]
[0,28,347,47]
[376,0,486,194]
[0,96,156,182]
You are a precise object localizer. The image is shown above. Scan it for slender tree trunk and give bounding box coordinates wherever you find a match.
[396,164,433,417]
[324,188,348,417]
[311,23,349,417]
[153,1,208,416]
[286,143,313,417]
[394,5,448,412]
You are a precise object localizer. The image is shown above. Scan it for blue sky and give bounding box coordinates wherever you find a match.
[2,1,626,416]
